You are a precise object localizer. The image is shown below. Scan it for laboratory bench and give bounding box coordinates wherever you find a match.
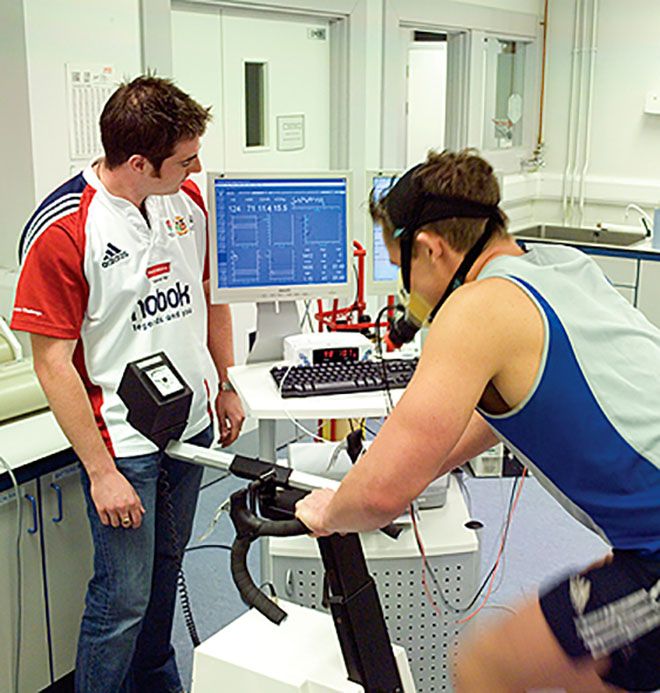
[0,410,91,693]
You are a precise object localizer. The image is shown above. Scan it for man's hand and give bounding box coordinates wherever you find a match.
[295,488,337,537]
[89,468,145,528]
[216,391,245,447]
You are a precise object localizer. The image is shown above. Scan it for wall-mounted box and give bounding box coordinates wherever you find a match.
[644,91,660,114]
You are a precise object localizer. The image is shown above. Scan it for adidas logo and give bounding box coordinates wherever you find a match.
[101,243,129,269]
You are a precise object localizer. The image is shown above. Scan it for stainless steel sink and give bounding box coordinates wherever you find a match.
[513,224,646,247]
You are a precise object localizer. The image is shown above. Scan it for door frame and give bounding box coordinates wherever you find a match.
[381,0,539,170]
[146,0,378,172]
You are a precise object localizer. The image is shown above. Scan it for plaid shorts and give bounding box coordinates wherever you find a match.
[540,550,660,691]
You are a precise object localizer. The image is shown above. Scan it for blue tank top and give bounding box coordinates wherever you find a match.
[476,245,660,559]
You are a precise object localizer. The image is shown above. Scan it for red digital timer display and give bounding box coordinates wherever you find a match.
[312,347,360,364]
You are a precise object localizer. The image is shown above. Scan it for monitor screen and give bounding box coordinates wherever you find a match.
[208,173,351,303]
[366,172,400,294]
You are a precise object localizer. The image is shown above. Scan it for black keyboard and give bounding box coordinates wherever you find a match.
[270,358,419,398]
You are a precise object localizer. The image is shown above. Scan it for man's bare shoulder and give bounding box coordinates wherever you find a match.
[424,275,543,373]
[443,275,539,325]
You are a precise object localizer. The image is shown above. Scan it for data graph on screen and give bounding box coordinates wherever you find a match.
[209,175,350,302]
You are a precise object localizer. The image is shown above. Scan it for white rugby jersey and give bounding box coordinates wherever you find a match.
[12,163,218,457]
[476,245,660,559]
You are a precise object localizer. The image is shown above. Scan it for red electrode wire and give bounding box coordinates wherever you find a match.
[458,467,527,624]
[411,508,446,619]
[411,467,528,623]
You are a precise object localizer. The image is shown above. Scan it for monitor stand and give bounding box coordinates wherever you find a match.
[246,300,300,364]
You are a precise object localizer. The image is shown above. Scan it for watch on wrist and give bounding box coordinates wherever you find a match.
[220,380,235,393]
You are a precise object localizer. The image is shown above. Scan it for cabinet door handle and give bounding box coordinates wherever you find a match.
[25,494,38,534]
[51,483,63,523]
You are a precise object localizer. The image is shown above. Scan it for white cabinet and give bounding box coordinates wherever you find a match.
[590,254,638,305]
[615,285,636,304]
[638,260,660,328]
[591,254,637,289]
[41,465,93,681]
[0,480,51,693]
[0,461,93,693]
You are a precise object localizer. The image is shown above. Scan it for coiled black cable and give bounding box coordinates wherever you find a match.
[159,467,201,647]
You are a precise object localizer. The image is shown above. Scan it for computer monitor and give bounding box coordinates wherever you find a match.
[365,171,401,296]
[207,172,351,304]
[207,171,352,362]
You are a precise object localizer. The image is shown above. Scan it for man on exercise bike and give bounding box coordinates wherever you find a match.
[296,149,660,692]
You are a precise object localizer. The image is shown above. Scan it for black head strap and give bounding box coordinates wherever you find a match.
[382,164,505,314]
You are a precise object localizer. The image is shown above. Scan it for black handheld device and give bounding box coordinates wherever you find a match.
[117,352,192,449]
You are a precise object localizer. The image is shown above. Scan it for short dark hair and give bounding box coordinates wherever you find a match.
[370,149,508,252]
[100,75,211,172]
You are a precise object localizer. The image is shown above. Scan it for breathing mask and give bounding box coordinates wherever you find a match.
[380,163,506,348]
[384,273,432,350]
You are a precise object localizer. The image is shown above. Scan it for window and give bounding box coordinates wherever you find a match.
[483,38,526,150]
[244,61,267,147]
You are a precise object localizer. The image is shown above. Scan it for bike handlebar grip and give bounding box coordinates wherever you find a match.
[231,537,288,625]
[257,518,309,538]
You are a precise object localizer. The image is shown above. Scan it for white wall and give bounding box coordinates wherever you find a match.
[23,0,142,205]
[11,0,660,353]
[0,0,35,268]
[7,0,544,270]
[462,0,542,11]
[0,0,143,341]
[539,0,660,221]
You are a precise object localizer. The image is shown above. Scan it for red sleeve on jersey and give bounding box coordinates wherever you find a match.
[11,214,88,339]
[203,243,210,283]
[181,178,207,215]
[181,179,210,282]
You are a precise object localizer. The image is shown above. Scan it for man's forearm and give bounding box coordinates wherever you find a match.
[321,447,411,534]
[35,360,115,479]
[322,413,497,534]
[324,486,395,535]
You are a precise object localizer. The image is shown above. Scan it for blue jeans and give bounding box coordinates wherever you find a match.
[76,425,213,693]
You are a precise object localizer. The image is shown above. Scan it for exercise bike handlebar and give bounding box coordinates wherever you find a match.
[230,486,309,625]
[166,443,404,620]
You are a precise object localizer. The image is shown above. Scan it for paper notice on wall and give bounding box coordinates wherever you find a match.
[66,64,115,160]
[277,114,305,151]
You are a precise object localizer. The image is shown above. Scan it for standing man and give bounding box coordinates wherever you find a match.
[11,76,245,693]
[296,150,659,692]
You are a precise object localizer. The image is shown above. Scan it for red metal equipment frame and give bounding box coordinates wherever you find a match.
[314,240,395,333]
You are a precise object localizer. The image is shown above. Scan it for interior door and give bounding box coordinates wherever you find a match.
[172,2,225,177]
[406,35,448,167]
[220,9,331,172]
[172,4,334,366]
